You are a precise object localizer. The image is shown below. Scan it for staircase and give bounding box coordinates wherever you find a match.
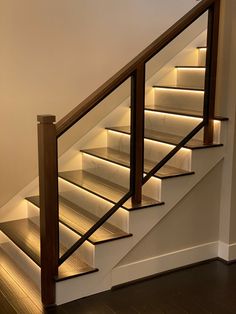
[0,0,224,311]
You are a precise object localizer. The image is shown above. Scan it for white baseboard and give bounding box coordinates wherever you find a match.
[229,243,236,260]
[218,241,236,261]
[112,241,218,286]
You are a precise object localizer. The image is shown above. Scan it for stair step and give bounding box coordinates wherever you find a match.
[26,196,130,244]
[153,85,204,92]
[175,66,206,69]
[107,126,222,150]
[153,84,204,111]
[175,66,205,89]
[145,105,228,121]
[59,169,163,210]
[0,219,97,281]
[0,245,42,313]
[81,147,193,179]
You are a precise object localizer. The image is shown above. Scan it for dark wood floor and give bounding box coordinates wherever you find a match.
[44,260,236,314]
[1,259,236,313]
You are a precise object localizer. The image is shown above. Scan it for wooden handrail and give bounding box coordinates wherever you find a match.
[38,0,221,307]
[56,0,218,138]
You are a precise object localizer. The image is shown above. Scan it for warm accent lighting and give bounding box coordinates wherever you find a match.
[58,177,130,231]
[155,87,205,94]
[145,110,203,123]
[176,67,206,71]
[107,129,191,153]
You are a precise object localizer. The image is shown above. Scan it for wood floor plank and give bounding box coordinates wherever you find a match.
[58,261,236,314]
[1,259,235,313]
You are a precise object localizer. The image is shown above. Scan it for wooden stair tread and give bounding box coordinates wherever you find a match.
[59,169,163,210]
[107,126,222,150]
[26,196,130,244]
[145,105,228,121]
[153,85,204,91]
[81,147,193,179]
[0,219,97,281]
[0,219,40,265]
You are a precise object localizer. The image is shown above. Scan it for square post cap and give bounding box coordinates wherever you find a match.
[37,115,56,124]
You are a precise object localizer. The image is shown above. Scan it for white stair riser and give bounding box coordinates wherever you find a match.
[177,68,205,89]
[56,140,224,304]
[154,88,204,112]
[1,240,41,290]
[59,178,129,232]
[108,131,192,171]
[55,137,225,304]
[82,153,161,201]
[145,111,203,140]
[198,49,206,66]
[27,203,95,266]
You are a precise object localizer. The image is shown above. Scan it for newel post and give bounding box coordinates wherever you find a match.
[37,115,59,307]
[203,0,220,144]
[130,63,145,204]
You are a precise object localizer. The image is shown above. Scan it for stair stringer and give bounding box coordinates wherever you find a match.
[55,145,225,305]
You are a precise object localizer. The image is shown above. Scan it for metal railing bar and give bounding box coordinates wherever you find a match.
[58,190,132,265]
[142,121,205,185]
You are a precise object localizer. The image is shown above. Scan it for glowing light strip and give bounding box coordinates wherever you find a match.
[83,153,161,185]
[59,176,118,206]
[107,129,191,153]
[144,109,203,122]
[155,87,204,93]
[59,177,134,219]
[176,67,206,71]
[145,109,223,124]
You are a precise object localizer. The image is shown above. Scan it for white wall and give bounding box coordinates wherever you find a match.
[216,0,236,246]
[118,162,222,265]
[0,0,198,207]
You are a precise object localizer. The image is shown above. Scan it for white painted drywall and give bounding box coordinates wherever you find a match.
[216,0,236,245]
[0,0,198,207]
[118,162,222,265]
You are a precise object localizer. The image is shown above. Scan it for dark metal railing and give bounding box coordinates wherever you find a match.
[37,0,220,307]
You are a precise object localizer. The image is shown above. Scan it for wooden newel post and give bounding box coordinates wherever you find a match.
[203,0,220,144]
[130,63,145,205]
[37,115,59,308]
